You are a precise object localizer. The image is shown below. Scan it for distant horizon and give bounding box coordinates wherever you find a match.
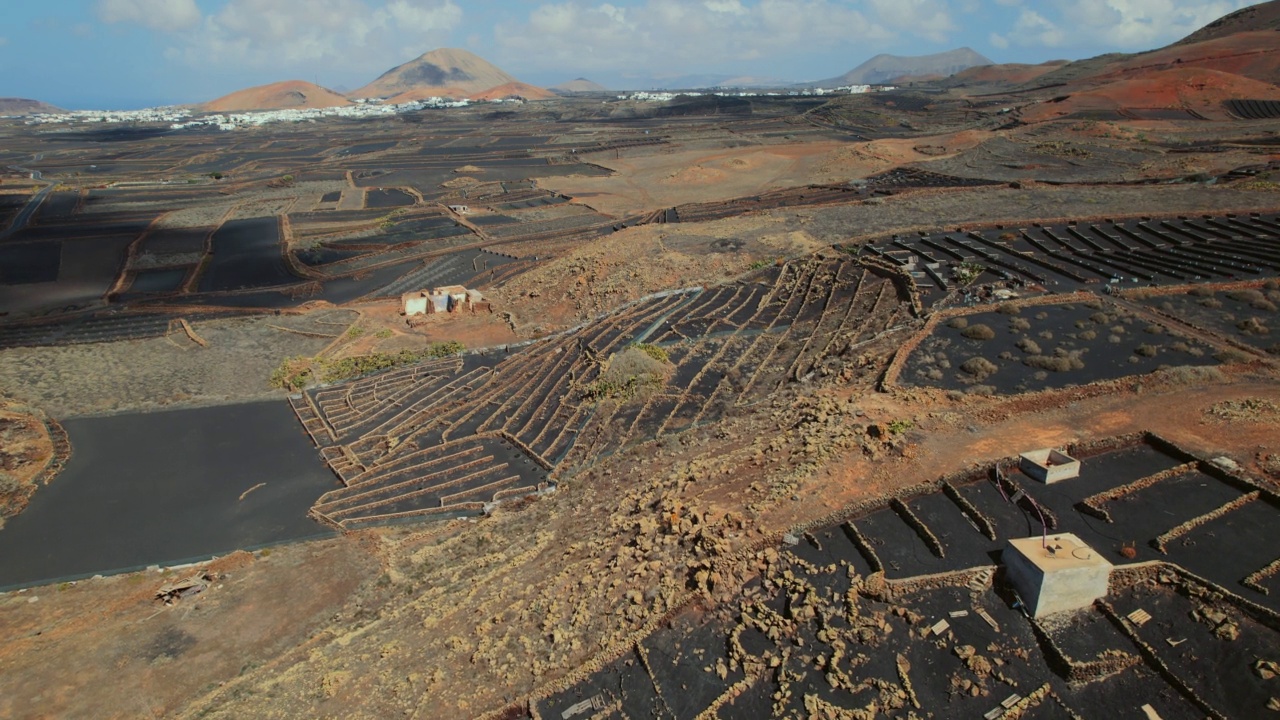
[0,0,1265,110]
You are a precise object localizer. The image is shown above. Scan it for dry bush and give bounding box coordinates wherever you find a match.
[960,356,998,379]
[1017,338,1043,355]
[1134,344,1158,358]
[1200,298,1223,309]
[1038,330,1054,340]
[1238,317,1270,335]
[962,324,995,341]
[966,385,996,396]
[1215,348,1252,364]
[1163,366,1225,385]
[1024,351,1084,372]
[1226,289,1265,304]
[996,303,1021,315]
[1089,312,1110,324]
[1189,286,1215,298]
[1144,324,1164,335]
[1080,330,1097,341]
[947,317,969,329]
[1009,317,1031,332]
[1035,311,1049,320]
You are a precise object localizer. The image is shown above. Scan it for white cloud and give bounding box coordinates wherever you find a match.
[96,0,201,32]
[494,0,915,77]
[867,0,956,42]
[995,0,1259,50]
[164,0,462,79]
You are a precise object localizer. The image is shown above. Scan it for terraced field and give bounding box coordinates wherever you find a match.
[538,435,1280,720]
[294,258,911,527]
[861,212,1280,304]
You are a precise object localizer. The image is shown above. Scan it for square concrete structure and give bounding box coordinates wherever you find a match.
[1003,533,1112,618]
[1019,448,1080,484]
[401,291,430,317]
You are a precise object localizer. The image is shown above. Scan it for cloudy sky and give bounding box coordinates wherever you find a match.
[0,0,1263,108]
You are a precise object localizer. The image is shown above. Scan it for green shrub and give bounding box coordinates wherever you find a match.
[887,419,913,435]
[633,343,669,364]
[270,342,465,389]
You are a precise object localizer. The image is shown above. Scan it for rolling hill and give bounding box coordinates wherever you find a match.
[203,81,352,112]
[0,98,64,115]
[551,78,609,94]
[811,48,993,87]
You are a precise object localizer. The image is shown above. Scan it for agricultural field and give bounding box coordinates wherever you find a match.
[295,257,910,527]
[2,20,1280,717]
[539,434,1280,719]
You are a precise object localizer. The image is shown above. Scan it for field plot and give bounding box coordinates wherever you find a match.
[296,258,910,525]
[0,400,337,589]
[0,241,60,283]
[364,188,416,209]
[197,217,295,292]
[541,434,1280,719]
[1225,99,1280,120]
[370,250,515,297]
[1137,283,1280,354]
[860,212,1280,306]
[899,299,1223,395]
[638,168,1002,226]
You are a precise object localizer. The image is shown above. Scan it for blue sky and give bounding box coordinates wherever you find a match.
[0,0,1264,108]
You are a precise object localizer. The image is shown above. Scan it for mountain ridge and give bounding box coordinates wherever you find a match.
[808,47,993,87]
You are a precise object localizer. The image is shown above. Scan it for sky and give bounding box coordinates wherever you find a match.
[0,0,1266,109]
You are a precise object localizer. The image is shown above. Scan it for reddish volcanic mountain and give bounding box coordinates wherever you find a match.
[353,48,523,100]
[953,1,1280,123]
[203,81,351,112]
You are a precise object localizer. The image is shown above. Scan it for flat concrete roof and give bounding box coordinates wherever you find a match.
[1007,533,1112,572]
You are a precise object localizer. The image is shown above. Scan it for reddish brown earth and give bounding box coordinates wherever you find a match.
[950,60,1068,87]
[1020,66,1280,122]
[203,81,352,112]
[469,82,556,101]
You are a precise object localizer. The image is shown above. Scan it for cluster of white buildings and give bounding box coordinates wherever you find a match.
[171,97,472,131]
[21,97,474,132]
[23,107,193,125]
[619,85,886,102]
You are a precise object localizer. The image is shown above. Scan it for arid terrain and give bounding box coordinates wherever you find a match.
[2,4,1280,718]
